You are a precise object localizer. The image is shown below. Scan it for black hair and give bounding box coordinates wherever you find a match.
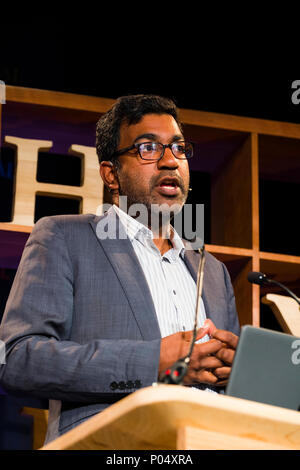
[95,94,183,166]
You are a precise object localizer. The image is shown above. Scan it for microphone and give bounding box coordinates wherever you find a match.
[158,245,206,385]
[247,271,300,307]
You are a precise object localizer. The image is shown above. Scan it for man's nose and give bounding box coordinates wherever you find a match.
[157,146,179,169]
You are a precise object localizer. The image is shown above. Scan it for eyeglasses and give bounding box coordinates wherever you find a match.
[113,141,194,161]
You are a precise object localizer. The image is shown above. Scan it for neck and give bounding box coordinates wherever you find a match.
[151,221,173,255]
[153,236,172,255]
[113,199,174,255]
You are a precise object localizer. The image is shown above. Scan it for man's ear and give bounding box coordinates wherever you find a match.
[99,161,119,192]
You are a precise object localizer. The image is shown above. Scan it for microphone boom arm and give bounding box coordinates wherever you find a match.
[158,245,206,385]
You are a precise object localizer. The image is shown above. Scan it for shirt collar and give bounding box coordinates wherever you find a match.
[112,204,185,260]
[112,204,151,242]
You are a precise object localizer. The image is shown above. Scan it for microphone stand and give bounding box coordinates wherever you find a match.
[265,278,300,308]
[248,272,300,308]
[157,245,206,385]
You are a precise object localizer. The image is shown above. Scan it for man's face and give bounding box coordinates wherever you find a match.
[115,113,190,213]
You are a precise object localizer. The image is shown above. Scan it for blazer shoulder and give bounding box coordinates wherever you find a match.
[26,214,106,248]
[185,245,224,270]
[204,249,223,267]
[32,213,103,233]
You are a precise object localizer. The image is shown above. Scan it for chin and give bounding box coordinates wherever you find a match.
[150,198,185,216]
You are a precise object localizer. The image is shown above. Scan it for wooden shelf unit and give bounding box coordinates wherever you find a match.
[1,86,300,329]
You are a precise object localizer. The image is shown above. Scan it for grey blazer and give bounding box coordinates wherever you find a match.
[0,212,240,444]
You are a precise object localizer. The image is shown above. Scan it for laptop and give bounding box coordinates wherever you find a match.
[225,325,300,411]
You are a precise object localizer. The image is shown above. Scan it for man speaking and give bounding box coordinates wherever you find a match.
[0,94,240,444]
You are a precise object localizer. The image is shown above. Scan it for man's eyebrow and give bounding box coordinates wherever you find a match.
[133,133,157,143]
[133,133,184,143]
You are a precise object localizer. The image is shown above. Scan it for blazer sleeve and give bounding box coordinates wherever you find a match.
[0,216,161,403]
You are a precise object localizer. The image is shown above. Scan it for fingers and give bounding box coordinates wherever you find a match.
[184,369,219,386]
[212,329,239,349]
[203,319,217,336]
[215,346,235,365]
[195,326,210,341]
[214,379,229,387]
[213,366,231,379]
[190,355,224,370]
[193,338,223,357]
[160,328,237,386]
[211,330,238,366]
[183,326,210,342]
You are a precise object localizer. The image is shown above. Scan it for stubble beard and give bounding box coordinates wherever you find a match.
[116,170,189,233]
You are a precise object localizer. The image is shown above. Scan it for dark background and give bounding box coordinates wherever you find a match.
[1,23,299,124]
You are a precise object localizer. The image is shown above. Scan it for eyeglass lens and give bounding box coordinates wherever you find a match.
[138,142,193,160]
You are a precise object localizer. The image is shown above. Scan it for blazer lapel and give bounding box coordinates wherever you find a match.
[89,212,161,340]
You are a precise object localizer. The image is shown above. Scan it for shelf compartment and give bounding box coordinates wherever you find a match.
[259,254,300,298]
[183,124,253,249]
[259,134,300,257]
[206,245,255,327]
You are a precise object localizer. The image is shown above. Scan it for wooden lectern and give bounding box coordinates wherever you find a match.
[41,385,300,450]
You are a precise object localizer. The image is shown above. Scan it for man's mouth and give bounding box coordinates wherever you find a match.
[156,177,180,197]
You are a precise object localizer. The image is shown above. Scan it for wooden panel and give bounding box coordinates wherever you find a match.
[6,86,300,138]
[211,135,252,248]
[206,244,253,257]
[176,425,288,450]
[250,133,261,325]
[40,385,300,450]
[179,107,300,139]
[251,133,260,252]
[260,252,300,264]
[0,223,32,233]
[22,407,48,450]
[6,86,115,113]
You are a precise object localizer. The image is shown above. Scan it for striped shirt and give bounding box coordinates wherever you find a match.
[112,204,210,342]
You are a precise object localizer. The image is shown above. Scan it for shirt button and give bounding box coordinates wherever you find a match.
[173,290,176,295]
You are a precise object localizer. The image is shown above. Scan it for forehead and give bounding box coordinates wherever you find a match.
[118,113,183,147]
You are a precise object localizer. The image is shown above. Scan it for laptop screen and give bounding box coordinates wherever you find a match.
[226,325,300,411]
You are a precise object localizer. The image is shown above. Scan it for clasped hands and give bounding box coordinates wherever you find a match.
[159,320,239,387]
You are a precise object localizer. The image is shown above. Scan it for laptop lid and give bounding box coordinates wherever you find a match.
[225,325,300,411]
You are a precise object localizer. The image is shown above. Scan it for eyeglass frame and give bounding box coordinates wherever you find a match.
[112,140,194,161]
